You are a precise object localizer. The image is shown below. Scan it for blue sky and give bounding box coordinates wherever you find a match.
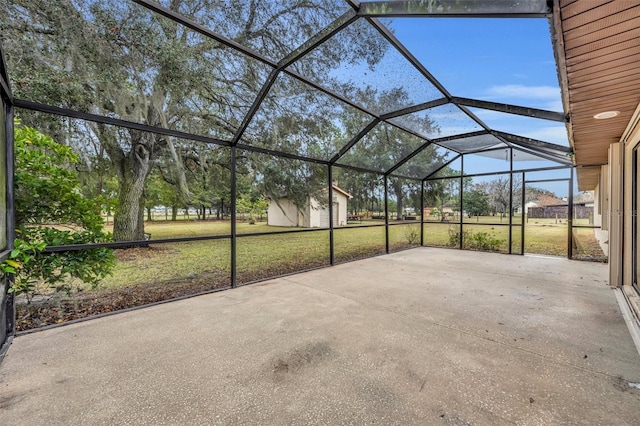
[387,17,574,196]
[388,17,569,146]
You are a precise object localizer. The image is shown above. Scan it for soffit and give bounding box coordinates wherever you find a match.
[556,0,640,189]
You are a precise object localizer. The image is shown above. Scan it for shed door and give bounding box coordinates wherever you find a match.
[332,202,339,227]
[318,208,330,228]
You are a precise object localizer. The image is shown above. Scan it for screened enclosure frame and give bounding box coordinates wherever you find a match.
[0,0,585,329]
[0,45,14,357]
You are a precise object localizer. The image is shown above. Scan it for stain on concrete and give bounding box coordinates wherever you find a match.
[271,341,334,381]
[0,390,27,410]
[613,376,640,395]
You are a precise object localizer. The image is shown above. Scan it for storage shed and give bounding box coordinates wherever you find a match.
[268,185,352,228]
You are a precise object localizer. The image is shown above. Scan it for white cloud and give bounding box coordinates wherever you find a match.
[485,84,560,100]
[520,126,569,145]
[466,108,503,121]
[544,99,564,112]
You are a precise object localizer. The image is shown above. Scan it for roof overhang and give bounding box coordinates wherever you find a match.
[552,0,640,190]
[357,0,552,18]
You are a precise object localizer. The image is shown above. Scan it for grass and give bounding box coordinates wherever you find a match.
[15,216,606,331]
[77,217,610,291]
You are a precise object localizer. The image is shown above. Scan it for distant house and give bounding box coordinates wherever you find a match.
[514,201,540,214]
[267,184,352,228]
[423,205,458,222]
[528,203,593,220]
[527,192,595,220]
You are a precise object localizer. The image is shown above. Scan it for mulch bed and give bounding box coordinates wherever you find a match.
[572,232,608,262]
[15,255,335,332]
[15,270,231,331]
[18,240,558,332]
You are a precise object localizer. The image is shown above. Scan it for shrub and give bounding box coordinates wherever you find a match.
[1,122,115,302]
[447,226,504,252]
[404,224,420,245]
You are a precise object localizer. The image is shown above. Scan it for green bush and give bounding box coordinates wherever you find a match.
[404,224,420,245]
[1,122,115,302]
[447,226,504,252]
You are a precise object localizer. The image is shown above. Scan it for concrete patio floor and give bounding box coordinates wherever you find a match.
[1,247,639,425]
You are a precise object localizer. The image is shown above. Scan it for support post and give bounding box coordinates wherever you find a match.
[230,146,237,288]
[5,101,14,250]
[1,99,16,360]
[384,175,389,254]
[328,165,335,265]
[568,167,574,259]
[420,180,425,246]
[459,155,464,250]
[521,172,525,255]
[508,148,513,254]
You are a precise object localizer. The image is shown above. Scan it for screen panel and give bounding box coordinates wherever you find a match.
[238,151,328,232]
[236,231,330,284]
[16,109,232,243]
[2,0,272,141]
[241,73,374,161]
[337,122,424,172]
[334,226,386,263]
[288,18,445,115]
[391,145,455,180]
[15,239,231,330]
[332,167,385,227]
[157,0,351,62]
[424,178,461,223]
[389,104,482,140]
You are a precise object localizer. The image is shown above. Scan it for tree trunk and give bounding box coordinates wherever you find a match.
[171,204,178,221]
[392,181,403,220]
[146,206,152,222]
[112,143,152,241]
[113,172,146,241]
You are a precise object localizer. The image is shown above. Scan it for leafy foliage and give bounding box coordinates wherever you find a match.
[403,224,420,245]
[252,153,328,213]
[464,188,490,218]
[447,226,504,252]
[237,194,268,224]
[4,123,115,301]
[0,0,385,241]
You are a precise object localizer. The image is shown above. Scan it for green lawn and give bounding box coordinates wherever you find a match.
[16,216,606,330]
[45,218,601,292]
[101,216,601,291]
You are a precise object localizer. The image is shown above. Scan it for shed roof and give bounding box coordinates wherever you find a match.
[332,184,353,199]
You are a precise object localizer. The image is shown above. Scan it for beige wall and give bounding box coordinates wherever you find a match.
[609,143,624,287]
[593,182,602,228]
[308,192,349,227]
[267,199,299,227]
[589,103,640,288]
[592,181,610,257]
[307,197,321,228]
[586,103,640,288]
[334,192,348,227]
[267,193,349,228]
